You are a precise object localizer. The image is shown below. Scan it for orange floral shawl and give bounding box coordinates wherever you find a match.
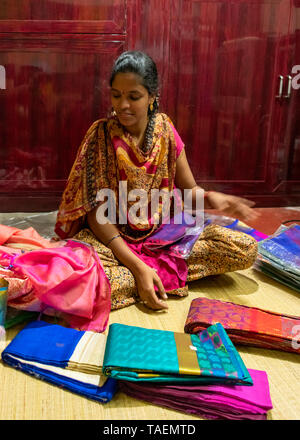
[55,113,178,242]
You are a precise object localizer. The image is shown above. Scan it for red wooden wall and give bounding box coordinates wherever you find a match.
[0,0,299,211]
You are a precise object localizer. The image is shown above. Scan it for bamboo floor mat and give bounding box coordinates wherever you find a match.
[1,266,300,420]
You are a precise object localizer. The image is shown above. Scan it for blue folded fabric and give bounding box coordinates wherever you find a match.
[258,225,300,275]
[1,320,117,403]
[256,225,300,292]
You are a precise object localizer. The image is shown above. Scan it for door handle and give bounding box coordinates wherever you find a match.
[283,75,292,98]
[275,75,284,98]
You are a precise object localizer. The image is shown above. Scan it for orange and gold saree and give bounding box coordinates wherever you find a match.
[55,114,257,310]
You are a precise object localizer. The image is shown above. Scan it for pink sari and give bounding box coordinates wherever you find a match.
[0,226,111,332]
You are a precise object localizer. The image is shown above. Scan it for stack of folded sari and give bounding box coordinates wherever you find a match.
[102,322,253,385]
[255,224,300,293]
[119,368,273,420]
[2,320,253,399]
[2,319,274,419]
[103,322,272,419]
[184,297,300,354]
[1,320,117,403]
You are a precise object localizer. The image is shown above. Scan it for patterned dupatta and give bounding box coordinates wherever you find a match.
[55,113,178,242]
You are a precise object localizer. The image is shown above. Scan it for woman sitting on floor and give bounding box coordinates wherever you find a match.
[55,50,259,311]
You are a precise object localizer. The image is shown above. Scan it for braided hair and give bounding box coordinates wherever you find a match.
[109,51,160,154]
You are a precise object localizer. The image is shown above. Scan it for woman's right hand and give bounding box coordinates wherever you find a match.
[87,211,169,310]
[133,263,169,311]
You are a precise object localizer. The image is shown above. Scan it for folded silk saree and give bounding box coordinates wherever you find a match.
[102,322,253,385]
[3,319,252,400]
[119,369,273,420]
[184,298,300,354]
[255,224,300,293]
[1,320,117,403]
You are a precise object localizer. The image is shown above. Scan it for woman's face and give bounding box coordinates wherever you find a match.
[110,72,153,134]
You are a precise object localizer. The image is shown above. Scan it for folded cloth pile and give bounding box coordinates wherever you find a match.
[102,322,253,385]
[2,320,252,393]
[3,319,275,419]
[119,368,273,420]
[184,297,300,354]
[255,224,300,293]
[1,320,117,403]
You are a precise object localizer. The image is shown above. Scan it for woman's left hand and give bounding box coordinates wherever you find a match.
[205,191,260,223]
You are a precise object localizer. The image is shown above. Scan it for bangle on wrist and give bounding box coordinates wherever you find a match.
[105,233,121,247]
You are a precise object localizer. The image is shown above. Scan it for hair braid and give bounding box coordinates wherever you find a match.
[142,94,160,153]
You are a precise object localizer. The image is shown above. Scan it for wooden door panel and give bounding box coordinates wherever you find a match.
[0,34,125,210]
[262,1,300,203]
[285,5,300,186]
[0,0,126,33]
[166,0,291,201]
[126,0,172,114]
[0,0,298,210]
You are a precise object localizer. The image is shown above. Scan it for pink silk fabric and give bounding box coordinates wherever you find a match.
[0,234,111,332]
[127,240,188,292]
[0,221,188,328]
[119,369,273,420]
[11,240,111,331]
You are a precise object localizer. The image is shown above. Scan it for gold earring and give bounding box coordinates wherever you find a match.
[150,102,154,112]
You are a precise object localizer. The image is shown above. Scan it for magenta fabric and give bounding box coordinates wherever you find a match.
[10,240,111,332]
[119,369,273,420]
[127,240,188,291]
